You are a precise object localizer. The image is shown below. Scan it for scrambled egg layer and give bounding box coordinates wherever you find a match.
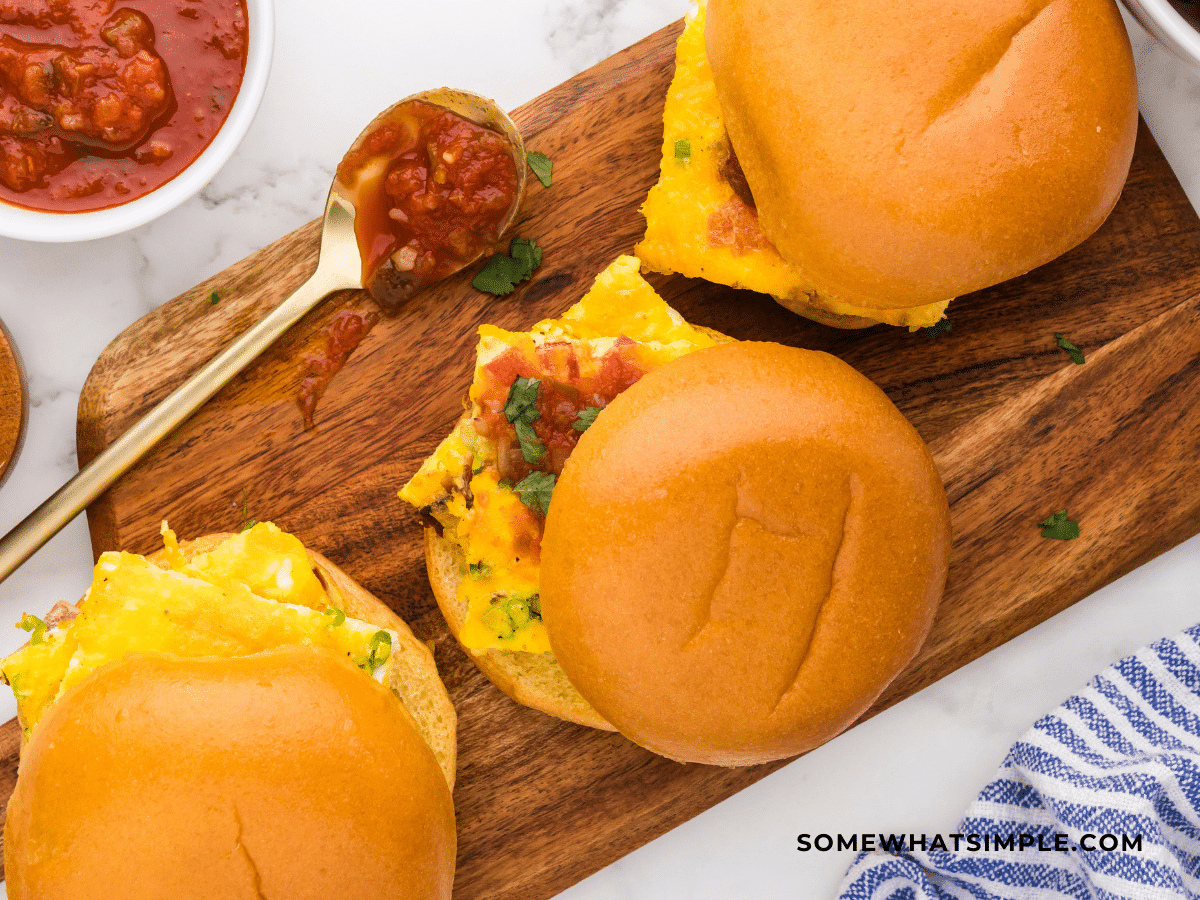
[401,255,716,654]
[635,2,949,329]
[3,523,397,737]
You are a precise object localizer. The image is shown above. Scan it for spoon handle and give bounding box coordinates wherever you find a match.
[0,191,361,585]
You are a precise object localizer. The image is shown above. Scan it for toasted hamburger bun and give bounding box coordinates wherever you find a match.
[424,508,615,731]
[4,646,456,900]
[158,533,458,785]
[705,0,1138,311]
[539,342,952,765]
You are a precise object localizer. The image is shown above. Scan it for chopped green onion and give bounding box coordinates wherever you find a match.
[482,603,514,639]
[368,631,392,673]
[18,613,46,645]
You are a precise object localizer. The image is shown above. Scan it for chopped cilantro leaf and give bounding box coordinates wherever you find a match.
[1039,509,1079,540]
[504,376,546,463]
[472,236,543,296]
[18,613,46,645]
[572,406,602,432]
[510,237,542,273]
[527,151,553,188]
[506,597,532,629]
[503,377,541,425]
[922,316,952,338]
[513,471,556,517]
[514,419,546,465]
[472,254,527,295]
[674,139,691,162]
[210,291,220,305]
[1055,333,1085,365]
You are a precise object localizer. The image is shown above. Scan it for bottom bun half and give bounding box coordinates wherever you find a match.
[423,528,614,732]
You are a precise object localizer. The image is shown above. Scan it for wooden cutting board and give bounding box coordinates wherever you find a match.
[0,17,1198,897]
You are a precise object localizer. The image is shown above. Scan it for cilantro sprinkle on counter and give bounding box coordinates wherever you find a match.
[527,151,553,187]
[1055,333,1085,365]
[210,291,220,305]
[472,237,544,296]
[922,316,951,338]
[1039,509,1079,540]
[239,491,257,533]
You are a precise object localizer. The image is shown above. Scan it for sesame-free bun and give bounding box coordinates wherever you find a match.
[540,342,952,765]
[155,533,458,786]
[705,0,1138,311]
[4,647,456,900]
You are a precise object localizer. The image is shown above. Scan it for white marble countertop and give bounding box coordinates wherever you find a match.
[1,3,1199,898]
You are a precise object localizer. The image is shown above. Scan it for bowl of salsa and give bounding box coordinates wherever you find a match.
[0,0,272,241]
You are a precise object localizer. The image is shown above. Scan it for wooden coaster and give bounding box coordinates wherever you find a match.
[0,317,26,488]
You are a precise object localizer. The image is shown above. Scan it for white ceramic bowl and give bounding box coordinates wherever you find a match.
[1119,0,1200,74]
[0,0,274,243]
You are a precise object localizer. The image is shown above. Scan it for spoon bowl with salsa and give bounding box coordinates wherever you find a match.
[333,88,527,310]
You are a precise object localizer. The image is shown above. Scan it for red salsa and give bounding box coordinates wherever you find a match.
[0,0,248,212]
[474,337,650,487]
[336,100,519,302]
[296,304,380,431]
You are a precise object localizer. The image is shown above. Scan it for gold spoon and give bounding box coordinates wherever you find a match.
[0,88,526,584]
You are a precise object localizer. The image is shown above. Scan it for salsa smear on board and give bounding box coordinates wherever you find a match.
[336,99,520,306]
[0,0,249,213]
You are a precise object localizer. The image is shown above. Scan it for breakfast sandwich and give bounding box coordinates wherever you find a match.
[637,0,1136,329]
[401,255,952,765]
[2,522,458,900]
[635,1,948,330]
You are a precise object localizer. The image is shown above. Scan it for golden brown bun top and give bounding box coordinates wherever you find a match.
[540,343,951,765]
[705,0,1138,310]
[4,646,456,900]
[149,532,458,788]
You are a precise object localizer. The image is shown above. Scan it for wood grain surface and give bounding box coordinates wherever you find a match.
[0,17,1197,897]
[0,317,25,490]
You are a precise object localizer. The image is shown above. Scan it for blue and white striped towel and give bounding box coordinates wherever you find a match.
[837,623,1200,900]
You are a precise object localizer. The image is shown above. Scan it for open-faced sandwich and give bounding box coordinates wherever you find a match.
[401,255,952,765]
